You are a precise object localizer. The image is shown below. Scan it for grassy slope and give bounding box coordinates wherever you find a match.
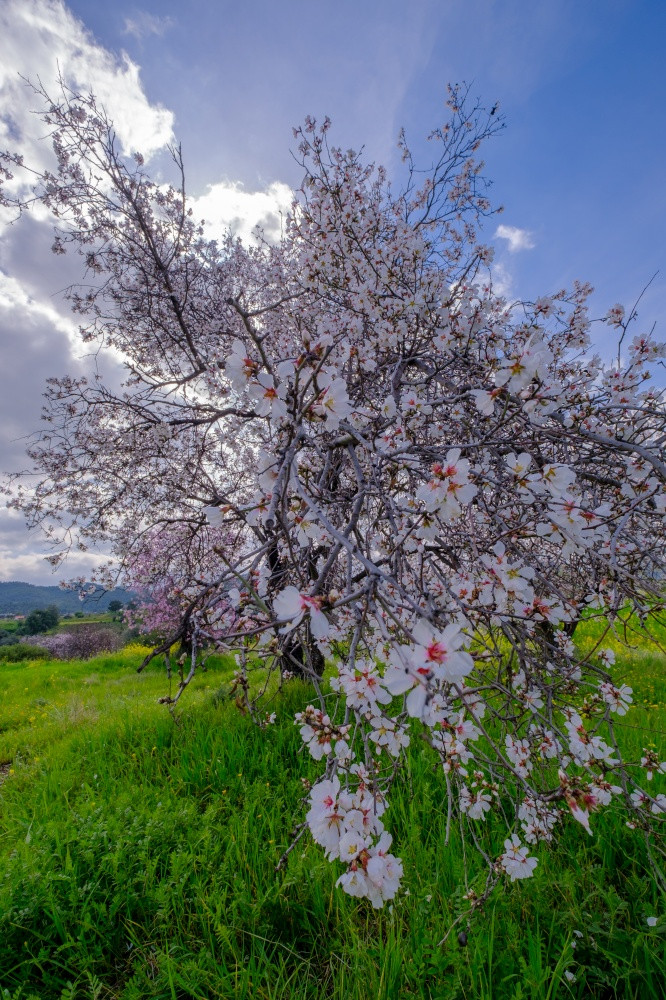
[0,633,664,1000]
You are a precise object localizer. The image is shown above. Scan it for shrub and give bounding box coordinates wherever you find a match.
[17,605,59,635]
[21,627,123,660]
[0,642,51,661]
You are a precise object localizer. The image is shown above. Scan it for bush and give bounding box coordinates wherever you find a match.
[17,605,59,635]
[0,642,51,661]
[22,626,124,660]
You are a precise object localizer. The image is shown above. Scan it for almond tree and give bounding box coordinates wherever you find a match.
[3,82,666,913]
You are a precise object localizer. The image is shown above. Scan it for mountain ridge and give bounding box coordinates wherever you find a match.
[0,581,134,615]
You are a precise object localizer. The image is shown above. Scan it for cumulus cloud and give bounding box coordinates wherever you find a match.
[0,1,297,582]
[191,180,294,245]
[0,0,174,168]
[488,260,514,300]
[495,224,536,253]
[0,261,127,583]
[0,502,111,585]
[123,11,175,41]
[0,0,176,582]
[0,216,84,465]
[0,275,96,583]
[0,270,77,344]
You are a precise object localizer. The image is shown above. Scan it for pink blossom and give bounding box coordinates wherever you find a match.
[273,585,329,639]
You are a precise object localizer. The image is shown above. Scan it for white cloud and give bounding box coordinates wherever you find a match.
[0,547,111,586]
[488,260,514,299]
[0,270,77,344]
[123,11,175,41]
[495,224,536,253]
[191,180,294,245]
[0,1,298,583]
[0,0,174,168]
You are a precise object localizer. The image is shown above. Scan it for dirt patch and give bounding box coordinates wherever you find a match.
[0,761,11,785]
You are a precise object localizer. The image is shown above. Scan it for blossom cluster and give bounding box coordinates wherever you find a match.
[306,775,403,907]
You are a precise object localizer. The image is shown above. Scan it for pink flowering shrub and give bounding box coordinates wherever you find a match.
[23,626,123,660]
[3,82,666,914]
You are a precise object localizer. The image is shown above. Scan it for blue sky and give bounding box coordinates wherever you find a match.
[1,0,665,582]
[65,0,666,310]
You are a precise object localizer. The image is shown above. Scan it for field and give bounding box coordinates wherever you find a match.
[0,628,664,999]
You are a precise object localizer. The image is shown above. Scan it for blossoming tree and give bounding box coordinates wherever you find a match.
[3,81,666,913]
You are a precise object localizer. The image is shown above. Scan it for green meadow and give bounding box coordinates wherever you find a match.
[0,628,664,1000]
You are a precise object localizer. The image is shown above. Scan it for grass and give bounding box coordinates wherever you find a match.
[58,615,125,631]
[0,631,664,999]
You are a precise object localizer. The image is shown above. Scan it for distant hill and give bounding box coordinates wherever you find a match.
[0,581,135,616]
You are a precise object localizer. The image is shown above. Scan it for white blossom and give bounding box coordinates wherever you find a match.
[499,835,538,881]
